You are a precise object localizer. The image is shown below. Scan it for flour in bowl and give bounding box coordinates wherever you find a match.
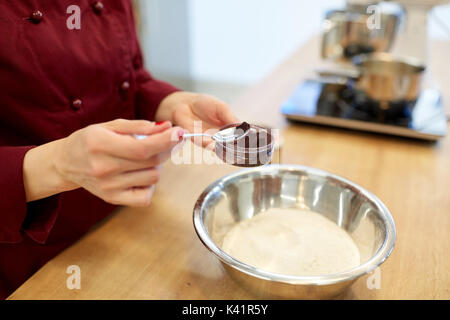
[221,208,360,276]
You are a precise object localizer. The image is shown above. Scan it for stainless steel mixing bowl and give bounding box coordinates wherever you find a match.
[193,165,396,299]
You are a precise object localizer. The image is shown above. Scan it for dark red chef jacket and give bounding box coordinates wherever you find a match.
[0,0,179,299]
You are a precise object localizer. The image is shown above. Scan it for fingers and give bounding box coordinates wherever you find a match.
[132,121,173,141]
[214,101,239,125]
[109,167,160,190]
[102,119,156,135]
[112,185,156,207]
[194,94,239,127]
[138,126,185,157]
[90,152,169,176]
[96,126,184,161]
[69,119,180,208]
[141,120,172,136]
[103,168,160,207]
[101,118,173,135]
[186,135,215,149]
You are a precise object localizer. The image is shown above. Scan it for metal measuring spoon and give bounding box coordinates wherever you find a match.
[133,122,251,142]
[183,122,251,142]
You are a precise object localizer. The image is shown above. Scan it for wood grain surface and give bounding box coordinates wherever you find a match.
[8,37,450,299]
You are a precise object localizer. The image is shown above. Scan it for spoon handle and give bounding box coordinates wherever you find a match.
[133,133,212,140]
[182,133,212,138]
[133,134,148,140]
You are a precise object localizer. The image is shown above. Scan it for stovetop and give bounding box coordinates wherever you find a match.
[281,79,447,140]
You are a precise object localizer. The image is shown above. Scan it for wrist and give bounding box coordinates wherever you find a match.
[51,138,78,193]
[23,139,77,202]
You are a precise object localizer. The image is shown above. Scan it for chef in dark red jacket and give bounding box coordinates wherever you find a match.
[0,0,237,299]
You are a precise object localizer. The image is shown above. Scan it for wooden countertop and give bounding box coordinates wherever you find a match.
[9,37,450,300]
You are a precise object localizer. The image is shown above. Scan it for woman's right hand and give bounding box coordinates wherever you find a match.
[24,119,184,206]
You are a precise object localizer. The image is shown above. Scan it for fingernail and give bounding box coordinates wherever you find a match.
[156,121,167,125]
[178,129,185,141]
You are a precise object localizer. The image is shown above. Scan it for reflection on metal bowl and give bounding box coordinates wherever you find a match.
[193,165,396,299]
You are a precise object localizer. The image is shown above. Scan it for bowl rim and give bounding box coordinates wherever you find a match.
[193,164,396,286]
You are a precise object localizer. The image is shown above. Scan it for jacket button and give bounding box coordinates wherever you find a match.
[71,98,82,110]
[120,81,130,92]
[30,10,43,24]
[93,2,104,14]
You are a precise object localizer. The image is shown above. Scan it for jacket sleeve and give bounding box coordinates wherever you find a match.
[133,60,180,122]
[128,2,180,121]
[0,146,60,244]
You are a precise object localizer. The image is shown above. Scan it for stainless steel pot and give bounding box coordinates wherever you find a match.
[353,53,425,104]
[317,53,426,107]
[322,8,400,61]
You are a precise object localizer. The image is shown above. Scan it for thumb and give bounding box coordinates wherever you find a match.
[214,101,239,125]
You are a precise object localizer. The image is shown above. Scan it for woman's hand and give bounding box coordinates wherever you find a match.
[155,92,239,146]
[23,119,185,206]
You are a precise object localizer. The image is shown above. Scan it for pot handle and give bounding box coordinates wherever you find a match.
[315,66,361,80]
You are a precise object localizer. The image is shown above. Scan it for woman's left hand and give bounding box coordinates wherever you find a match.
[155,92,239,146]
